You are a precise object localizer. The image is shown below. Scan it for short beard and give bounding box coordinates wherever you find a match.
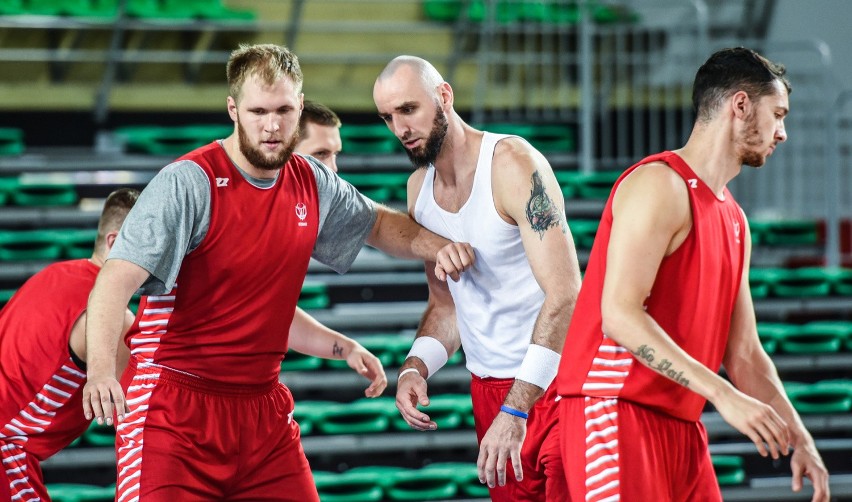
[739,108,765,168]
[237,118,299,172]
[405,106,448,167]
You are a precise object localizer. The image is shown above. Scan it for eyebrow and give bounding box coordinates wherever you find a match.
[395,101,418,111]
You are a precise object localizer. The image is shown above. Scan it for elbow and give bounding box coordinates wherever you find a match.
[600,302,630,347]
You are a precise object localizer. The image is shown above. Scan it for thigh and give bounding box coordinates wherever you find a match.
[230,385,319,502]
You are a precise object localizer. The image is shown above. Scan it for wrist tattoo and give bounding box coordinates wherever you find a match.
[633,344,690,388]
[525,171,564,239]
[332,341,344,358]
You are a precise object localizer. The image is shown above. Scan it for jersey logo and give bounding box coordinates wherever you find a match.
[733,221,741,244]
[295,202,308,227]
[687,179,698,189]
[216,177,229,187]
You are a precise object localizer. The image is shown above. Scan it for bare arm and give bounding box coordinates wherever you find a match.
[82,259,149,425]
[478,138,582,488]
[723,220,829,501]
[366,204,474,281]
[600,164,789,458]
[288,307,387,397]
[69,308,135,379]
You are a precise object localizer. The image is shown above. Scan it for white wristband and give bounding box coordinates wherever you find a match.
[405,336,449,379]
[515,344,561,390]
[397,367,422,381]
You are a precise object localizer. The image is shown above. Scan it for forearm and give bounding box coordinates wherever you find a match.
[504,295,573,411]
[366,205,448,261]
[288,307,355,360]
[602,306,732,402]
[86,262,144,378]
[400,301,460,377]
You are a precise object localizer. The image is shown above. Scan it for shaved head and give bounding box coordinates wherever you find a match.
[376,55,445,94]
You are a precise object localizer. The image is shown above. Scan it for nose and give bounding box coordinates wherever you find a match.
[776,122,787,143]
[391,117,409,139]
[329,157,338,173]
[266,116,280,132]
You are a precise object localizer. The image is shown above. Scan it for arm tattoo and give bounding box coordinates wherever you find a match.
[332,341,344,358]
[632,344,691,388]
[525,171,564,239]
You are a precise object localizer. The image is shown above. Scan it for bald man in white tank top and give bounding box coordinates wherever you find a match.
[374,56,582,502]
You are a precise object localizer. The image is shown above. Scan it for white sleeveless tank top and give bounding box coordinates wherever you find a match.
[413,132,544,378]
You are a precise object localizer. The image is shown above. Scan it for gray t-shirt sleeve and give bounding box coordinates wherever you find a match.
[307,155,377,273]
[108,161,210,295]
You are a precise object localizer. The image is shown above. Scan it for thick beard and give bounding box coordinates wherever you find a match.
[405,106,448,167]
[237,119,299,172]
[739,109,766,168]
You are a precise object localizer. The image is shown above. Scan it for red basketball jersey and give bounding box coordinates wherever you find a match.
[557,151,746,421]
[126,142,320,386]
[0,259,96,458]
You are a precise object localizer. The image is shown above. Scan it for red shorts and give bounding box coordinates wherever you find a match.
[0,472,9,502]
[560,396,721,502]
[471,375,566,502]
[115,359,318,501]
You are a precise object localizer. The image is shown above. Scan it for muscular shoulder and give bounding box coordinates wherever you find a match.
[613,161,691,229]
[492,136,545,180]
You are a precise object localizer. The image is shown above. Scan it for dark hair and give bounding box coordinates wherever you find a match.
[692,47,791,122]
[96,188,139,248]
[299,100,341,139]
[226,44,303,104]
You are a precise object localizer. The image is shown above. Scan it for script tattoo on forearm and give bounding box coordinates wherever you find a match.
[633,344,690,387]
[332,341,344,358]
[525,172,564,239]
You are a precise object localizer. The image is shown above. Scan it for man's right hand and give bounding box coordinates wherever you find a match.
[434,242,475,282]
[83,375,127,426]
[395,369,437,431]
[712,386,791,459]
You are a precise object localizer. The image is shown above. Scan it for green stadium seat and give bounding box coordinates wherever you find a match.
[711,455,746,486]
[46,483,114,502]
[0,289,16,310]
[125,0,194,19]
[315,397,394,435]
[10,183,78,207]
[128,294,141,315]
[752,220,819,246]
[27,0,70,15]
[338,172,410,203]
[0,0,28,15]
[755,322,794,354]
[82,422,115,447]
[298,282,330,310]
[389,393,471,431]
[62,0,119,18]
[292,400,330,437]
[787,381,852,415]
[778,321,849,354]
[770,267,833,297]
[384,468,458,501]
[0,230,64,261]
[281,350,324,372]
[161,0,255,20]
[422,462,488,498]
[0,177,18,205]
[339,124,400,154]
[574,170,621,200]
[56,228,99,259]
[568,219,599,249]
[313,470,384,502]
[484,123,576,153]
[115,124,232,155]
[554,170,580,200]
[748,268,777,299]
[830,267,852,296]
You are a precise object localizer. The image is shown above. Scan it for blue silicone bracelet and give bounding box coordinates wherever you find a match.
[499,405,529,420]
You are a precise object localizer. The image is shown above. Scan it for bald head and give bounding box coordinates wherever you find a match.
[376,55,444,93]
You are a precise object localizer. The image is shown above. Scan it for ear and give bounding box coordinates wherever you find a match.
[105,230,120,252]
[730,90,751,120]
[438,81,454,112]
[227,96,238,122]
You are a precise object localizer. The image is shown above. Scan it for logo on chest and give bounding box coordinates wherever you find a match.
[295,202,308,227]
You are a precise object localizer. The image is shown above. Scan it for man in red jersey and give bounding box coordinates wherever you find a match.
[555,47,829,502]
[82,44,475,501]
[0,188,138,502]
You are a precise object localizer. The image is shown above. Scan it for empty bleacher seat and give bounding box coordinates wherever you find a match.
[56,228,99,259]
[573,170,621,200]
[786,380,852,415]
[339,124,400,154]
[338,172,410,203]
[388,393,471,432]
[756,322,794,354]
[0,230,64,261]
[46,483,115,502]
[711,455,746,486]
[830,267,852,296]
[749,219,819,246]
[281,350,324,372]
[0,289,16,310]
[10,182,78,207]
[115,124,232,155]
[770,267,833,298]
[749,268,777,299]
[81,422,116,447]
[314,397,394,435]
[292,400,330,437]
[0,128,24,156]
[422,462,489,498]
[568,219,598,249]
[778,321,849,354]
[298,282,330,310]
[484,123,575,153]
[313,470,385,502]
[384,467,458,501]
